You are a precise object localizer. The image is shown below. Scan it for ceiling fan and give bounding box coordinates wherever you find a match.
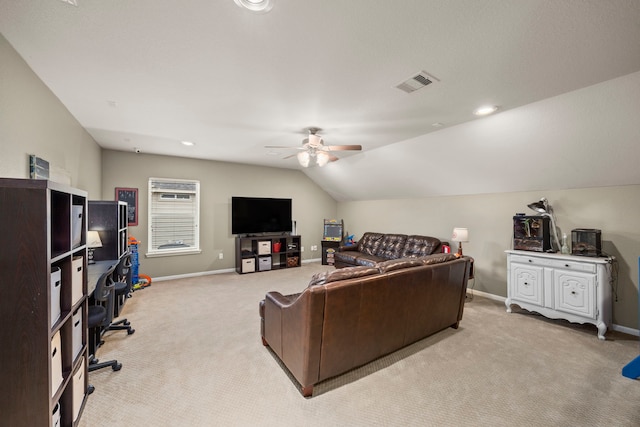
[265,128,362,167]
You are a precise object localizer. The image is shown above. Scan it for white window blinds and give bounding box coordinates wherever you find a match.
[148,178,200,255]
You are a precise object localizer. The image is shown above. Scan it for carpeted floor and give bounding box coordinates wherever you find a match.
[79,262,640,426]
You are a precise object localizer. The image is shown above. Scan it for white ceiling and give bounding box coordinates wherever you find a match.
[2,1,640,200]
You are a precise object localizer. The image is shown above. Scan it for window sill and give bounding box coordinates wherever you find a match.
[146,248,202,258]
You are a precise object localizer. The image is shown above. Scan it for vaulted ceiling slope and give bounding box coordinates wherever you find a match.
[1,1,640,201]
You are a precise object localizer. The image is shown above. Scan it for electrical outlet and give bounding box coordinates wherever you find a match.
[218,252,223,260]
[301,246,304,252]
[311,245,318,251]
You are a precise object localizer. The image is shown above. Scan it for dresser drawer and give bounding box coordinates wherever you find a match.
[509,254,596,273]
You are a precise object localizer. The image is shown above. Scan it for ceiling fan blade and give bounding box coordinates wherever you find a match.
[328,153,340,162]
[323,145,362,151]
[265,145,305,150]
[283,153,298,159]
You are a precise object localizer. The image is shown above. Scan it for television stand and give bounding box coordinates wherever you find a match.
[235,235,301,274]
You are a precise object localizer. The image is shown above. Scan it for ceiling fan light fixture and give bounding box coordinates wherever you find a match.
[297,151,310,167]
[234,0,274,13]
[308,134,322,147]
[316,151,330,167]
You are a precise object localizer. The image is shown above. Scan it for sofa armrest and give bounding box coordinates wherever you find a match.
[262,287,326,394]
[265,291,299,308]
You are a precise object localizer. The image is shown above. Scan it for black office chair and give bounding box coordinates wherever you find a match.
[88,264,122,372]
[106,252,135,335]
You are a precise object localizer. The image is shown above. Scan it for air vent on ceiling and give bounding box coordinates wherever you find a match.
[395,71,437,94]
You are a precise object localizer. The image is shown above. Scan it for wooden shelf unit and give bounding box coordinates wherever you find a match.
[235,235,302,274]
[0,178,89,427]
[88,200,128,261]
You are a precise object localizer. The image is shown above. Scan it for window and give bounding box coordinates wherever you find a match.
[147,177,200,257]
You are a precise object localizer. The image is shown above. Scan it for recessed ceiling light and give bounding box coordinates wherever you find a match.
[233,0,274,13]
[431,122,444,128]
[181,141,195,147]
[473,105,499,116]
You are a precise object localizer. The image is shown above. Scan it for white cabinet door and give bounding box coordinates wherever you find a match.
[510,263,544,306]
[553,269,596,319]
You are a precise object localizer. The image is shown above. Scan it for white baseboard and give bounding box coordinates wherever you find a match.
[152,268,236,282]
[468,288,640,337]
[151,258,324,283]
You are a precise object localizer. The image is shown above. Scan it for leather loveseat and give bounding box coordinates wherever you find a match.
[259,253,471,397]
[333,232,444,268]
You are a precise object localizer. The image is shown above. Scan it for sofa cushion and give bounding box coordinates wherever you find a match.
[354,255,386,267]
[309,266,380,287]
[357,232,384,256]
[419,253,458,265]
[401,235,442,258]
[375,234,408,259]
[333,251,360,265]
[377,258,424,273]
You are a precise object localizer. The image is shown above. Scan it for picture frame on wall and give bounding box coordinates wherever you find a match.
[115,187,138,226]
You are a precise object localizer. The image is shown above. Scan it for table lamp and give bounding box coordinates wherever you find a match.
[451,228,469,256]
[87,230,103,264]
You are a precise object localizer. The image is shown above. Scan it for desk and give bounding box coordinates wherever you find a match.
[87,260,118,295]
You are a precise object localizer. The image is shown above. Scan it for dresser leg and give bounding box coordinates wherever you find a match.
[597,322,607,340]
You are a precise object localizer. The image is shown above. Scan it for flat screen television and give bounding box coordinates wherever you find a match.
[232,197,292,235]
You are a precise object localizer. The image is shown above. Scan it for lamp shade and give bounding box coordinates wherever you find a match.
[527,197,549,213]
[87,230,103,248]
[451,228,468,243]
[316,151,330,167]
[297,151,310,167]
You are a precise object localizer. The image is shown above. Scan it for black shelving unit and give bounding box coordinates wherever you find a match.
[235,235,301,274]
[0,178,89,427]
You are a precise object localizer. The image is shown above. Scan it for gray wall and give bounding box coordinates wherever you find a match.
[338,186,640,330]
[101,150,337,278]
[0,34,101,196]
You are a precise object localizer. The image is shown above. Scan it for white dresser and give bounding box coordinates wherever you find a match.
[505,250,614,339]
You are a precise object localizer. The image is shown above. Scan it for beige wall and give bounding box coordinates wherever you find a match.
[0,34,101,196]
[338,185,640,330]
[3,31,637,331]
[101,150,337,278]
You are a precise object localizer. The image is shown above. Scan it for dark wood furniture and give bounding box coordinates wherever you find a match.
[88,200,128,261]
[0,178,89,426]
[235,235,302,274]
[321,240,340,265]
[88,201,129,316]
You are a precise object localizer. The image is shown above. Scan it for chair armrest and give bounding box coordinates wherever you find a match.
[338,244,359,252]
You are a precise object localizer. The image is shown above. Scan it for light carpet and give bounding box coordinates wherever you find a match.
[79,262,640,426]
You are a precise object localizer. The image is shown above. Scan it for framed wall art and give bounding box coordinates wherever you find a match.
[115,187,138,226]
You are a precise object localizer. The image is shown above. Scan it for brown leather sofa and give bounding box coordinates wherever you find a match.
[333,232,444,268]
[259,253,471,397]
